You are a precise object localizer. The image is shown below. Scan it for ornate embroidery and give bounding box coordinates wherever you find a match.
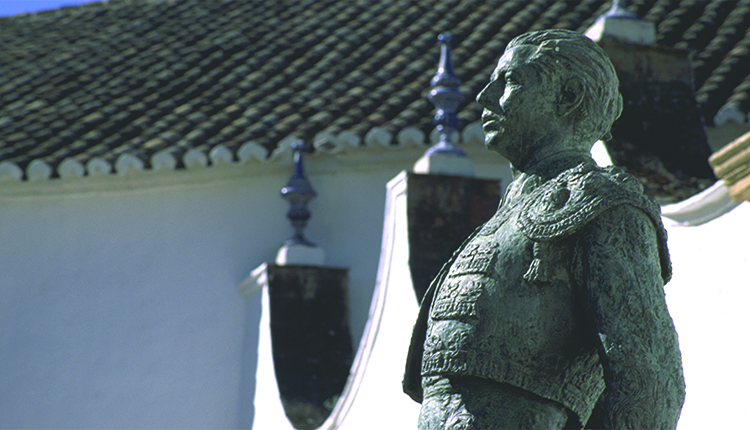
[447,242,498,277]
[516,162,671,283]
[523,241,570,284]
[431,278,491,321]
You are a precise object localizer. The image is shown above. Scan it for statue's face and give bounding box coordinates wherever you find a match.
[476,45,559,162]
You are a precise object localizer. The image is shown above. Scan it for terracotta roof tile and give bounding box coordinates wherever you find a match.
[1,0,749,180]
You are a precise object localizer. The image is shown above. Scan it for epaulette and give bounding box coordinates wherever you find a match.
[517,163,672,283]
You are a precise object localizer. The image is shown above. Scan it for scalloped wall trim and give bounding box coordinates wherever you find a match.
[58,158,85,179]
[26,159,52,181]
[714,106,749,127]
[0,122,486,185]
[0,161,24,181]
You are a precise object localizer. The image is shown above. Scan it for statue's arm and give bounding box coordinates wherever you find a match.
[573,205,685,430]
[403,225,483,402]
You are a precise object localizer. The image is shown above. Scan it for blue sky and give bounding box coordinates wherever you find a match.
[0,0,104,17]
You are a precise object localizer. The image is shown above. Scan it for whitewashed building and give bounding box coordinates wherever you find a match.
[1,1,749,429]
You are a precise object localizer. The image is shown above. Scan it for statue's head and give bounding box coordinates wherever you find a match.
[477,29,622,165]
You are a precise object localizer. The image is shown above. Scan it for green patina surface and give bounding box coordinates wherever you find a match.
[405,30,685,430]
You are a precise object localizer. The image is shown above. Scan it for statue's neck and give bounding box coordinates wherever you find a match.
[511,148,593,181]
[502,149,594,206]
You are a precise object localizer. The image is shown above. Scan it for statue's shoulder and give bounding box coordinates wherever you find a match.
[517,162,663,242]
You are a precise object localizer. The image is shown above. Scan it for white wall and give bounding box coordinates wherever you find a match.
[0,144,512,429]
[16,137,738,430]
[0,179,257,428]
[665,202,750,430]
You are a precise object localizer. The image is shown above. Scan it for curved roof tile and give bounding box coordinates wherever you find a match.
[1,0,749,179]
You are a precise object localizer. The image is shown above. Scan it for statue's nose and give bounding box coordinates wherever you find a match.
[476,81,503,113]
[476,86,492,106]
[477,89,503,116]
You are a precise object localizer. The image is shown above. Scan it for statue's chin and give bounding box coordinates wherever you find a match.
[484,132,500,152]
[485,133,510,159]
[486,141,524,168]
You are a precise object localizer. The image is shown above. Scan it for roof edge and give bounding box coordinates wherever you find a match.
[0,123,487,184]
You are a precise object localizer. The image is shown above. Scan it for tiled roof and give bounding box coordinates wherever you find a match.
[1,0,749,181]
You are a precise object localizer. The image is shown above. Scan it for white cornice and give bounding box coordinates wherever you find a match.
[0,122,503,198]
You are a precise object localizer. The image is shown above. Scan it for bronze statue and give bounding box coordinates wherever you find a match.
[404,30,685,429]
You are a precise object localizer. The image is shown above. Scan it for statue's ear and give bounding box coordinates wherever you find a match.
[556,78,584,118]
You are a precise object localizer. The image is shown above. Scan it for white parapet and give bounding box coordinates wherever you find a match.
[319,171,421,429]
[250,171,422,429]
[661,180,741,226]
[413,151,475,177]
[585,16,656,45]
[248,266,296,430]
[274,243,325,266]
[664,201,750,430]
[591,140,613,167]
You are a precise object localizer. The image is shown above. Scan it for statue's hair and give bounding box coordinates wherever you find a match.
[507,30,623,148]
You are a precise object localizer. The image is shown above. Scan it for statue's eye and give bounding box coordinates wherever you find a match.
[487,76,505,93]
[505,72,520,86]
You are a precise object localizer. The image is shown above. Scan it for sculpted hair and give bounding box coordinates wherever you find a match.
[507,29,623,147]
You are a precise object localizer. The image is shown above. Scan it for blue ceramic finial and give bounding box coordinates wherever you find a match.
[280,140,316,246]
[602,0,638,20]
[431,33,461,89]
[426,32,467,157]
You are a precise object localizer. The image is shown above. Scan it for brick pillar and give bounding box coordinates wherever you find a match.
[405,172,501,302]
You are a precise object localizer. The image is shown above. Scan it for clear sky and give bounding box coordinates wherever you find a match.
[0,0,104,17]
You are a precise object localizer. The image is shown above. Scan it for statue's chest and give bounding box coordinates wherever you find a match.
[430,204,573,323]
[449,211,533,280]
[431,209,530,320]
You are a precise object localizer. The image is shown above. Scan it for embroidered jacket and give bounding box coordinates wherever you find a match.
[404,161,684,429]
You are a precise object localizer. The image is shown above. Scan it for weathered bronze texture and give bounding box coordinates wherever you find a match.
[404,30,685,429]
